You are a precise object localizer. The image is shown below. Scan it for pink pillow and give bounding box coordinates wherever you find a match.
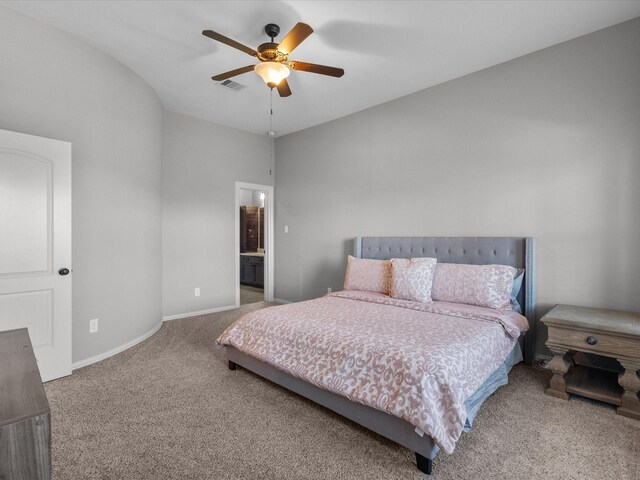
[343,256,391,294]
[431,263,516,309]
[390,257,437,303]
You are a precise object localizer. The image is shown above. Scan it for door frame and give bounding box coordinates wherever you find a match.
[235,182,274,307]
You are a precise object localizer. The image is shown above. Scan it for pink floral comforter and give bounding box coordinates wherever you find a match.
[216,290,528,454]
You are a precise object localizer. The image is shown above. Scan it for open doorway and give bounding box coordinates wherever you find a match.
[235,182,274,307]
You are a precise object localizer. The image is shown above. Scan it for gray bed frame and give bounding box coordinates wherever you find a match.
[227,236,536,475]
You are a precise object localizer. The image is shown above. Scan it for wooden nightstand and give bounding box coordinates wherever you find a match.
[541,304,640,420]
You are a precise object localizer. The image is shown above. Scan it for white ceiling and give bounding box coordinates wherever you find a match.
[3,1,640,137]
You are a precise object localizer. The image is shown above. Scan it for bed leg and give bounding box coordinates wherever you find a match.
[415,453,432,475]
[228,360,237,370]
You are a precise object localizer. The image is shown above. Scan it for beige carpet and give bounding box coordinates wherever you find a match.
[45,303,640,479]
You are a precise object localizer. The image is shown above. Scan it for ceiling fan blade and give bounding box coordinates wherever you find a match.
[277,22,314,55]
[289,61,344,78]
[277,79,292,97]
[202,30,257,57]
[211,65,255,81]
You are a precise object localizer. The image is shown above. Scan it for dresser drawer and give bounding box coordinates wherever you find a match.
[547,325,640,358]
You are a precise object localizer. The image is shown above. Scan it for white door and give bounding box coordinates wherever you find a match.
[0,129,72,381]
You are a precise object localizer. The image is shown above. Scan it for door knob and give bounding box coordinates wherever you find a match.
[58,268,70,276]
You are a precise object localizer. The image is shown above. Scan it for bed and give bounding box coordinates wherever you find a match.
[218,236,536,474]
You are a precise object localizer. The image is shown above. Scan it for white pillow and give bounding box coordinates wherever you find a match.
[431,263,517,309]
[390,257,438,303]
[343,256,391,294]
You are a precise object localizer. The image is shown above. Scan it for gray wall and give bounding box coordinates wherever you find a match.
[274,18,640,356]
[162,111,273,317]
[0,6,163,362]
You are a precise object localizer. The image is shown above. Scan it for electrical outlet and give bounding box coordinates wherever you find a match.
[89,318,98,334]
[327,287,332,294]
[284,225,289,233]
[194,287,200,297]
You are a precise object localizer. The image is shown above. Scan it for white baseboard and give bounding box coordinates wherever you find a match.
[162,304,236,321]
[72,304,239,371]
[272,298,291,304]
[72,321,163,371]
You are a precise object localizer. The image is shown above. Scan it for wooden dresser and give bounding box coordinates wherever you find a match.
[541,305,640,419]
[0,328,51,479]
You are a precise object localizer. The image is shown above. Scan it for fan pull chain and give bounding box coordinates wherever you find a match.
[269,88,274,134]
[269,89,274,175]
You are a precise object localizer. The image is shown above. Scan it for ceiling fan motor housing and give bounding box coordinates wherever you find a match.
[258,24,287,63]
[257,42,288,63]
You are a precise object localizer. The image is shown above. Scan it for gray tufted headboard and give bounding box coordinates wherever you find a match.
[354,236,537,365]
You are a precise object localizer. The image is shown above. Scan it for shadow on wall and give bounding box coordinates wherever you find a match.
[306,239,354,298]
[333,238,356,289]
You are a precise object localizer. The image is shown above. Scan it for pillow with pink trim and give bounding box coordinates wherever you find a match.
[343,255,391,295]
[431,263,517,309]
[389,257,438,303]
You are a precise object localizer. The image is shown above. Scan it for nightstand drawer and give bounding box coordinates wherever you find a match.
[547,326,640,358]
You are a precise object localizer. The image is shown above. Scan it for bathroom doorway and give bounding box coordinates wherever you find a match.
[235,182,274,307]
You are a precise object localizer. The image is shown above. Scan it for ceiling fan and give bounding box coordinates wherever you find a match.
[202,22,344,97]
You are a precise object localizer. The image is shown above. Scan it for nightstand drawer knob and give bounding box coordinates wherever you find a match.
[586,336,598,345]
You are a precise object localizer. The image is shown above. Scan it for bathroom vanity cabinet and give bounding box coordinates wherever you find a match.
[240,254,264,288]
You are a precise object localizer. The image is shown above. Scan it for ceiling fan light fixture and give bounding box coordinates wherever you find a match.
[254,62,290,88]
